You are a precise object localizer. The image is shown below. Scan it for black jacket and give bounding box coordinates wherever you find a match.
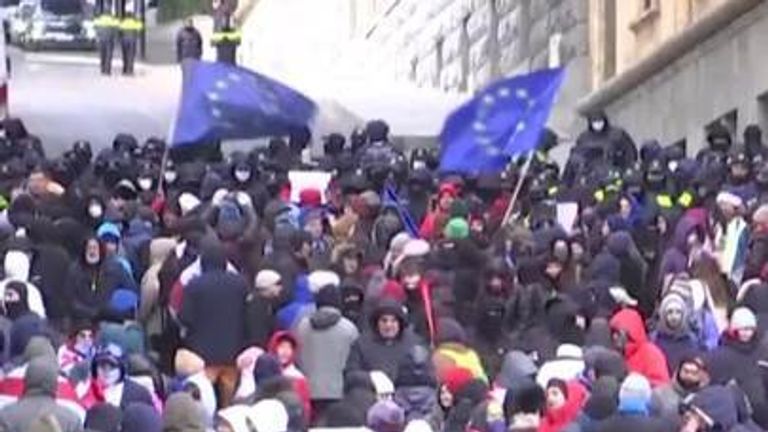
[179,240,247,365]
[67,255,135,321]
[176,26,202,62]
[345,299,421,381]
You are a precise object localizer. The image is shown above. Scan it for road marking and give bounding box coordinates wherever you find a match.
[23,53,149,72]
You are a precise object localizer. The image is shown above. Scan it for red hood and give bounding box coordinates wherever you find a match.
[609,308,647,356]
[267,330,299,364]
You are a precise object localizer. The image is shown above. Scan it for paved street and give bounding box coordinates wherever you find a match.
[8,48,180,155]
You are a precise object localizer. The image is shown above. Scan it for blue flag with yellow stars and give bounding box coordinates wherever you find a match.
[439,68,565,173]
[171,60,317,146]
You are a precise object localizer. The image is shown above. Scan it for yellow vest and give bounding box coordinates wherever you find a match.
[120,17,143,31]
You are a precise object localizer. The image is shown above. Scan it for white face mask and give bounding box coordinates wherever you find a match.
[88,204,103,219]
[234,169,251,182]
[164,171,177,184]
[591,119,606,132]
[137,178,153,191]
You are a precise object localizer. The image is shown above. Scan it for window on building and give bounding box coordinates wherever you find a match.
[705,110,738,141]
[759,92,768,134]
[435,37,444,89]
[642,0,656,11]
[459,14,471,92]
[603,0,617,80]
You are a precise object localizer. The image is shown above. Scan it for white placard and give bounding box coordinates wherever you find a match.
[288,170,332,204]
[556,202,579,235]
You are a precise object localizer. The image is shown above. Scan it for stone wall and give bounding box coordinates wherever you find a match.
[363,0,591,136]
[593,2,768,154]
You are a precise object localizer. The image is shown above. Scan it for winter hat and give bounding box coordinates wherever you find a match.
[216,405,251,432]
[436,317,467,345]
[121,402,162,432]
[688,385,739,430]
[496,351,538,389]
[299,188,323,208]
[367,400,405,432]
[163,392,207,432]
[174,348,206,377]
[583,376,619,420]
[443,217,469,240]
[315,284,342,310]
[308,270,341,294]
[370,370,395,396]
[618,373,651,412]
[255,270,281,292]
[109,289,139,315]
[249,399,289,432]
[96,222,121,244]
[216,199,245,240]
[401,239,430,259]
[440,366,475,396]
[730,306,757,330]
[403,419,433,432]
[178,192,202,216]
[753,204,768,227]
[253,354,282,385]
[716,191,744,210]
[85,403,122,432]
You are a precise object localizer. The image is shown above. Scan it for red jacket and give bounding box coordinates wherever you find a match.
[539,381,587,432]
[609,309,670,387]
[267,331,312,421]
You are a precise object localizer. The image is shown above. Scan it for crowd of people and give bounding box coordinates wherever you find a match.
[0,112,767,432]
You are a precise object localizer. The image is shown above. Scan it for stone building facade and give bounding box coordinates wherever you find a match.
[580,0,768,153]
[352,0,592,136]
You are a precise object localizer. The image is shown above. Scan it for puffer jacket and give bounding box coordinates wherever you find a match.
[609,309,670,387]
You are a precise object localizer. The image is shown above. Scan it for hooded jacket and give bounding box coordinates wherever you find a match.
[650,294,701,374]
[394,346,442,430]
[345,299,421,381]
[267,331,312,421]
[0,357,83,432]
[689,385,762,432]
[609,309,670,387]
[659,214,707,284]
[0,337,85,421]
[162,392,207,432]
[178,239,248,365]
[295,304,358,400]
[539,381,587,432]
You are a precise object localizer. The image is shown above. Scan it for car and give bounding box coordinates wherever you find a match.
[16,0,95,50]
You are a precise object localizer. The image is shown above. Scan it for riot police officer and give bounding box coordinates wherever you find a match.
[119,0,143,76]
[94,0,119,75]
[211,0,240,64]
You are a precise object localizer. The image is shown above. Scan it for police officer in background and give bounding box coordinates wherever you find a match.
[94,0,119,75]
[211,0,240,64]
[119,0,142,76]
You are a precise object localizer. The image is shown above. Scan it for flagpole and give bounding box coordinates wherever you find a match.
[501,151,534,227]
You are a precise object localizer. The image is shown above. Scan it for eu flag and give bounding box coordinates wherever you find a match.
[171,60,317,146]
[439,68,565,173]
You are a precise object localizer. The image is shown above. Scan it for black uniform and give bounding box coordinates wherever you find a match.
[94,0,119,75]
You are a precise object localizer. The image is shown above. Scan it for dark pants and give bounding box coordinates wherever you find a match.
[97,28,116,75]
[121,31,138,75]
[215,42,238,64]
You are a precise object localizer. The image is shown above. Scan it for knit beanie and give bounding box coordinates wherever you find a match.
[367,400,405,432]
[618,373,651,412]
[440,367,474,396]
[315,285,342,310]
[730,306,757,330]
[253,354,283,385]
[85,403,122,432]
[443,218,469,240]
